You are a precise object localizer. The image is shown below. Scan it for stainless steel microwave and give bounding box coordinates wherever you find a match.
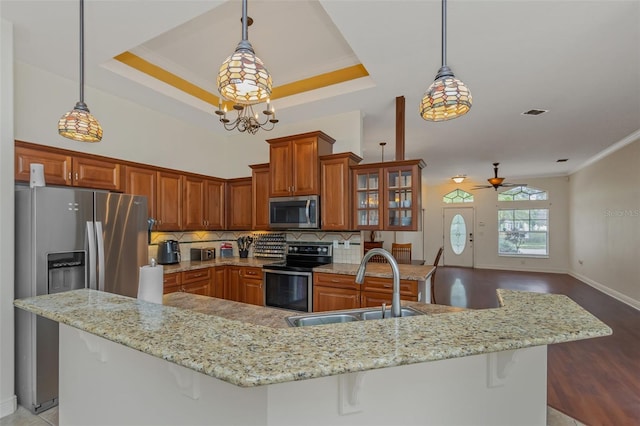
[269,195,319,229]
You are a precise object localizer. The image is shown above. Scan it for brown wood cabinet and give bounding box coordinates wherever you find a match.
[313,272,419,311]
[240,266,264,306]
[164,269,213,296]
[225,266,242,302]
[352,159,425,231]
[182,175,226,230]
[313,273,359,312]
[15,141,122,191]
[267,131,334,197]
[162,272,182,294]
[124,165,157,221]
[212,267,226,299]
[226,177,252,230]
[250,163,270,230]
[320,152,362,230]
[156,171,183,231]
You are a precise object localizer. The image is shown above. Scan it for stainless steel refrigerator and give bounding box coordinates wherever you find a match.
[15,186,149,413]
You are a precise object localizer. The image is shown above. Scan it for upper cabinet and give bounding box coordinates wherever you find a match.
[267,131,334,197]
[320,152,362,230]
[352,159,425,231]
[250,163,270,230]
[124,165,157,220]
[226,177,252,230]
[15,141,122,192]
[182,174,226,231]
[156,171,183,231]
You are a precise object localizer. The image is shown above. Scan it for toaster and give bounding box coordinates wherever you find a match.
[190,247,216,261]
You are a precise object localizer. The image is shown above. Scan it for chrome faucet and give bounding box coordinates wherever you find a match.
[355,248,402,318]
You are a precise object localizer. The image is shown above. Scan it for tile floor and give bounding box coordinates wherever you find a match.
[1,405,583,425]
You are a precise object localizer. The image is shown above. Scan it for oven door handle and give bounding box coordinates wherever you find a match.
[263,268,313,278]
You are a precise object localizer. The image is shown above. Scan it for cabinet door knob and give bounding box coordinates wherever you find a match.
[75,172,79,180]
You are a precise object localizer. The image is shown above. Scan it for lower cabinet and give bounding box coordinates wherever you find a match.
[313,273,360,312]
[212,267,226,299]
[163,269,212,296]
[313,272,418,312]
[163,272,182,295]
[240,267,264,306]
[225,266,242,302]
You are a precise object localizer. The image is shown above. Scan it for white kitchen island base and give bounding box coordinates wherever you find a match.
[60,324,547,425]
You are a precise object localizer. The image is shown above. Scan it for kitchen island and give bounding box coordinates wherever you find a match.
[14,289,610,425]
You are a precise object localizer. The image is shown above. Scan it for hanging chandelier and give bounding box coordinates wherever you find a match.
[215,0,276,133]
[419,0,472,122]
[58,0,103,142]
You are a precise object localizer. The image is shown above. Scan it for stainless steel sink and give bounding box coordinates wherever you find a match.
[360,307,423,320]
[286,306,424,327]
[288,314,360,327]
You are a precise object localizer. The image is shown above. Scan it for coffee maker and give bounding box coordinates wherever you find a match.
[157,240,181,264]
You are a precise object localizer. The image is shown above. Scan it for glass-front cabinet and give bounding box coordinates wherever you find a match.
[355,168,381,228]
[352,159,425,231]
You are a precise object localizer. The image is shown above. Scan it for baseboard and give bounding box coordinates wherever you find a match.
[0,394,17,419]
[474,264,568,274]
[568,271,640,311]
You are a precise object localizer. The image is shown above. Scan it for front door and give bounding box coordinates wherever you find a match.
[443,207,474,267]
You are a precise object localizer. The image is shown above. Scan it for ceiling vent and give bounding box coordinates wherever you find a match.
[522,109,548,116]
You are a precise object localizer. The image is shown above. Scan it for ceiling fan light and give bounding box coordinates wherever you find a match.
[488,177,504,186]
[452,175,466,184]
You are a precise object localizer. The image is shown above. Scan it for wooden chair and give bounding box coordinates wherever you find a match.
[391,243,412,264]
[364,241,386,263]
[431,247,444,304]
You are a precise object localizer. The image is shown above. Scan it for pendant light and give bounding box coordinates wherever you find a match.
[217,0,272,105]
[420,0,472,122]
[58,0,103,142]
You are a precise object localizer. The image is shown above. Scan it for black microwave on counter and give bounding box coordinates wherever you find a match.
[269,195,319,229]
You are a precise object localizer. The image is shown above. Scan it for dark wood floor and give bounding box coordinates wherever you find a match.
[433,267,640,426]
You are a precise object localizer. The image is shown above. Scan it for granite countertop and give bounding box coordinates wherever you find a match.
[164,257,435,281]
[162,257,277,273]
[15,289,611,388]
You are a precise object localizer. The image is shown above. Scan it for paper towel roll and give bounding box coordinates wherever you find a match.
[137,263,164,304]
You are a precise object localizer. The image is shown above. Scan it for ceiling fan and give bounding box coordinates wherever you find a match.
[472,163,527,191]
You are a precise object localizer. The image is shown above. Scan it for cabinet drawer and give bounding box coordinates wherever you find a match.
[182,268,211,284]
[362,276,418,297]
[240,267,262,278]
[313,272,359,291]
[163,272,181,287]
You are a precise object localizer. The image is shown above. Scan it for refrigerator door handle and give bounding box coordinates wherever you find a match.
[87,221,97,290]
[95,221,106,291]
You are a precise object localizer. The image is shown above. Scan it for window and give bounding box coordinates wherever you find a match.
[443,189,474,204]
[498,209,548,256]
[498,186,547,201]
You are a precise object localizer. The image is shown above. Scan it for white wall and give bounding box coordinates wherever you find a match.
[569,137,640,308]
[0,18,17,418]
[15,62,362,179]
[423,176,570,273]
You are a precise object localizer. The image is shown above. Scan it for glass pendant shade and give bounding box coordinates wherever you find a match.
[420,69,472,122]
[58,102,103,142]
[217,44,272,105]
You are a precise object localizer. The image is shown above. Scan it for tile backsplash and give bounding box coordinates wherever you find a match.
[149,230,363,264]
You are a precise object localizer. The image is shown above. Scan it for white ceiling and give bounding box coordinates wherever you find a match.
[2,0,639,184]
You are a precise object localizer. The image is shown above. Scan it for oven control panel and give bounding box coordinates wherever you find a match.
[287,242,332,257]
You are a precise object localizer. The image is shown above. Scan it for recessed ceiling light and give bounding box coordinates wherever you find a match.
[521,109,548,116]
[556,158,569,162]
